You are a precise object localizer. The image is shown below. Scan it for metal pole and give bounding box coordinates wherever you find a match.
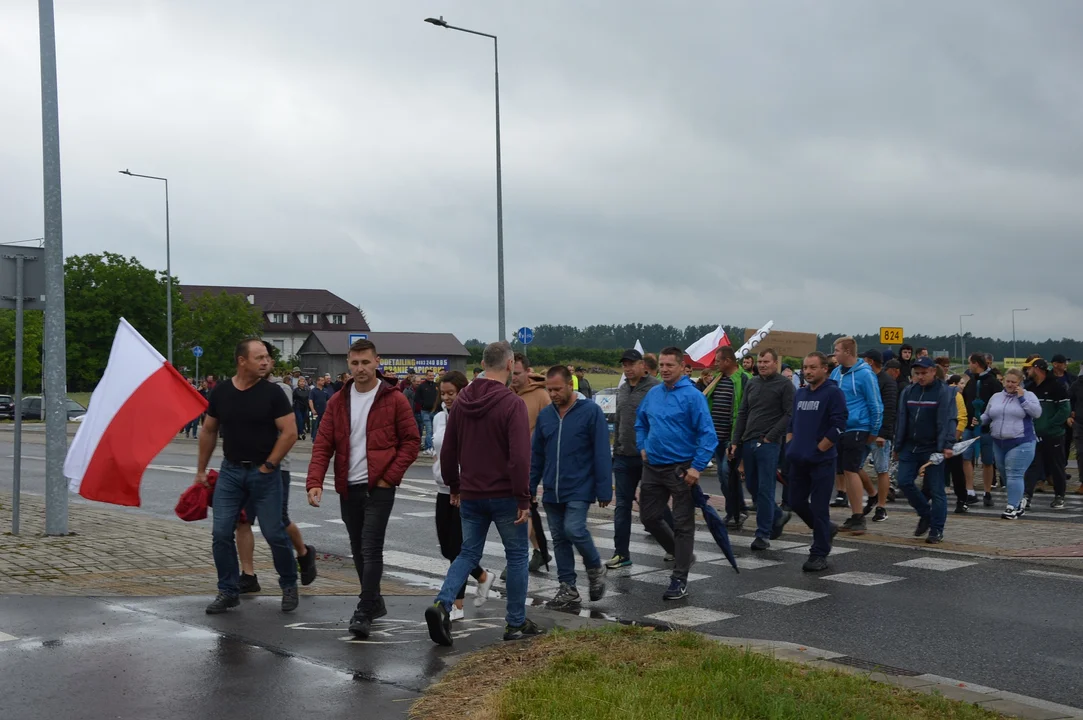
[165,179,173,364]
[13,256,25,535]
[39,0,69,535]
[1012,313,1016,363]
[195,353,199,383]
[493,37,505,342]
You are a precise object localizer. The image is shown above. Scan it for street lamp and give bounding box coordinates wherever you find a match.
[958,313,973,363]
[424,15,506,342]
[119,169,173,364]
[1011,308,1029,363]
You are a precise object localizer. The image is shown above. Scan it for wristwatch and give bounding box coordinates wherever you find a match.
[262,461,277,471]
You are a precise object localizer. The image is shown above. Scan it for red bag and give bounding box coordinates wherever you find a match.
[174,469,249,524]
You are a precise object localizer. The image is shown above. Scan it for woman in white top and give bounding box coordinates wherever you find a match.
[433,370,494,621]
[977,368,1041,519]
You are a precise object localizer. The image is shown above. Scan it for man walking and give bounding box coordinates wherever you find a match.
[531,366,612,609]
[635,346,717,601]
[861,350,897,522]
[702,346,750,529]
[306,339,420,638]
[962,353,1003,508]
[607,347,671,569]
[198,339,299,614]
[415,369,440,456]
[308,373,331,442]
[1026,359,1071,508]
[786,352,848,572]
[894,357,957,544]
[511,352,553,572]
[731,348,795,551]
[574,367,594,399]
[425,342,544,646]
[830,337,883,535]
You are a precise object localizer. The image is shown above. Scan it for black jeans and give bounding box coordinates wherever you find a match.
[639,462,696,582]
[435,493,484,600]
[1026,437,1067,496]
[339,484,396,614]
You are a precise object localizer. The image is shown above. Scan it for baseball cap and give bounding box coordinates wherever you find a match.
[1028,358,1049,371]
[620,348,643,363]
[912,357,935,369]
[575,366,585,372]
[1052,354,1068,364]
[861,349,883,366]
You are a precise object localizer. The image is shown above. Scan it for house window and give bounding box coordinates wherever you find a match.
[329,314,345,325]
[299,313,316,324]
[271,339,285,353]
[268,313,286,324]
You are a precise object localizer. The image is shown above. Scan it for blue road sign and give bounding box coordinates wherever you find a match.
[516,327,534,345]
[192,346,203,358]
[348,333,369,349]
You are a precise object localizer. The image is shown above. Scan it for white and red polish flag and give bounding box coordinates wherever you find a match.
[684,326,730,368]
[65,319,208,506]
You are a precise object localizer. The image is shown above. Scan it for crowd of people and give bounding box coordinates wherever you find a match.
[189,334,1080,648]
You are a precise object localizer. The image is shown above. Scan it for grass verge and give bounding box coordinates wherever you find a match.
[410,625,1003,720]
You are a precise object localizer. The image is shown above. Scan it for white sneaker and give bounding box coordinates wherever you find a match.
[449,605,465,622]
[474,569,495,608]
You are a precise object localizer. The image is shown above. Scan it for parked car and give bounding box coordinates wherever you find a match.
[20,396,87,421]
[0,395,13,420]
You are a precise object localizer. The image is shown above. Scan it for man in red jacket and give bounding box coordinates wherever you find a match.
[306,339,420,638]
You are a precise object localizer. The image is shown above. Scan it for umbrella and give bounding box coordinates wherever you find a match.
[923,437,980,466]
[530,500,549,559]
[690,482,739,573]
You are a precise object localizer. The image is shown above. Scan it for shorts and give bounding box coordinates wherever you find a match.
[836,431,870,474]
[869,440,894,474]
[962,429,995,465]
[241,470,292,527]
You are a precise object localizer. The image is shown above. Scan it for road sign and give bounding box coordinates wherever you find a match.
[879,327,904,345]
[516,327,534,345]
[348,333,369,349]
[191,346,203,358]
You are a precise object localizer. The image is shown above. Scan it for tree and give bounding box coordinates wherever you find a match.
[0,309,44,393]
[65,253,180,391]
[174,290,264,380]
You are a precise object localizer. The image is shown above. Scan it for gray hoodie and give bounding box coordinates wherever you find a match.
[613,375,661,456]
[733,371,795,445]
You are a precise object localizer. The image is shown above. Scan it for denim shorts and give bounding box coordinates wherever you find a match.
[869,440,893,474]
[962,430,995,465]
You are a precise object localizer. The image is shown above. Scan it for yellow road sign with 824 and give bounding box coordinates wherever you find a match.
[879,327,904,345]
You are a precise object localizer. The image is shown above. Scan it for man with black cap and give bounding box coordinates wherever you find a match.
[1051,355,1075,475]
[574,367,594,399]
[861,349,897,522]
[1025,358,1071,508]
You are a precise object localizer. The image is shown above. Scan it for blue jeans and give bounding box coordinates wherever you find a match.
[311,414,322,442]
[993,441,1036,509]
[543,500,601,587]
[212,461,297,596]
[962,428,996,465]
[897,451,948,534]
[294,408,308,436]
[421,411,434,451]
[436,498,528,627]
[612,454,674,559]
[743,440,783,539]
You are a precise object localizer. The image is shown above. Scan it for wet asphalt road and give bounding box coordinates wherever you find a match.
[3,437,1083,708]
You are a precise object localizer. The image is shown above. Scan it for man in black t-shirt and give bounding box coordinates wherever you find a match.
[198,338,300,614]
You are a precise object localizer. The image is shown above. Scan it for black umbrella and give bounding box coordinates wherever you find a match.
[691,482,739,573]
[530,500,549,559]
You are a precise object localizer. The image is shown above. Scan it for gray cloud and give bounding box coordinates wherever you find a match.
[2,0,1080,345]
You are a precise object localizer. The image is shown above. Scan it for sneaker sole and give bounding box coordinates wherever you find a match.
[205,603,239,615]
[348,623,371,638]
[425,606,453,647]
[589,587,606,602]
[662,592,689,601]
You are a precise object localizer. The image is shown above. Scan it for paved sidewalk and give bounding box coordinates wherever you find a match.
[0,492,425,597]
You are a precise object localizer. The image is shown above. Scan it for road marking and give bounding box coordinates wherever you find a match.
[820,571,904,586]
[0,631,17,642]
[1021,570,1083,583]
[405,511,436,518]
[784,545,857,556]
[634,570,711,585]
[325,519,345,524]
[725,556,783,570]
[646,607,737,626]
[592,535,724,563]
[293,522,320,529]
[739,586,829,606]
[895,558,977,571]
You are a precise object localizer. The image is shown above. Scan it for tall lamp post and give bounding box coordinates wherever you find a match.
[1012,308,1028,363]
[424,15,506,342]
[958,313,973,363]
[119,169,173,364]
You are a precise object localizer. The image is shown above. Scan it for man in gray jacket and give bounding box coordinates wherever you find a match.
[731,348,796,550]
[608,348,673,569]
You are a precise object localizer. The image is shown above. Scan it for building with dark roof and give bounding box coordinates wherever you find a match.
[297,331,470,379]
[179,285,369,359]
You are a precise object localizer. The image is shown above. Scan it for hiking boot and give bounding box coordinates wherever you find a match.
[841,513,865,534]
[529,549,551,573]
[925,530,944,544]
[802,555,829,572]
[425,602,453,646]
[662,577,689,601]
[298,545,318,586]
[1001,505,1020,520]
[954,501,969,515]
[862,495,879,516]
[770,510,792,540]
[474,569,495,608]
[281,587,299,612]
[546,582,581,610]
[587,567,607,602]
[349,613,372,638]
[830,492,849,508]
[872,507,888,522]
[605,554,632,569]
[205,593,239,614]
[750,537,770,551]
[914,516,931,537]
[983,493,993,508]
[503,618,546,641]
[238,572,261,594]
[1051,495,1066,510]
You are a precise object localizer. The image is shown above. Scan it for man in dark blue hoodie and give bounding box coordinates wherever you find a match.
[786,352,849,572]
[530,366,613,610]
[893,357,958,544]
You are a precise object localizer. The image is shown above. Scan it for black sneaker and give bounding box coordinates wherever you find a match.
[802,555,829,572]
[750,537,770,551]
[281,587,299,612]
[841,513,865,534]
[425,602,453,646]
[926,530,944,544]
[954,502,969,515]
[914,516,931,537]
[862,495,879,516]
[371,595,388,621]
[238,573,261,594]
[830,492,849,508]
[205,593,239,614]
[349,613,372,638]
[503,618,546,641]
[983,493,993,508]
[872,507,888,522]
[587,567,607,602]
[1051,496,1066,510]
[546,582,582,610]
[967,493,979,507]
[770,510,792,540]
[298,545,318,586]
[662,577,689,600]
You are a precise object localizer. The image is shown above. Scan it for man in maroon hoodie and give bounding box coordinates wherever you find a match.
[425,341,545,646]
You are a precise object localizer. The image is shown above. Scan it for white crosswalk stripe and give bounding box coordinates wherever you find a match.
[740,586,829,605]
[646,607,738,626]
[820,571,904,586]
[895,558,977,571]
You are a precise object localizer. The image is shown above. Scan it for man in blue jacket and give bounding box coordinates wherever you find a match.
[531,366,613,610]
[635,346,717,601]
[830,337,883,535]
[894,357,958,544]
[786,352,848,572]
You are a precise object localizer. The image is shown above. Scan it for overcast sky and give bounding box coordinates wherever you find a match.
[2,1,1081,344]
